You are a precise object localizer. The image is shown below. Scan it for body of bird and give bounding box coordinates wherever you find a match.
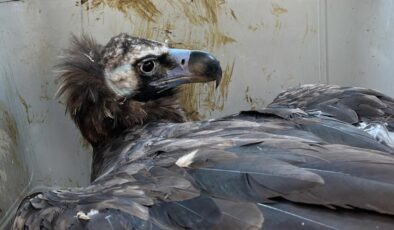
[11,34,394,230]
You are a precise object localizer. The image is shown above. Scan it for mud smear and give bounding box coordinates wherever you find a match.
[0,104,18,144]
[206,26,236,49]
[167,0,216,25]
[17,92,32,124]
[271,3,287,34]
[271,3,288,17]
[178,84,201,121]
[17,92,47,124]
[40,81,51,101]
[302,14,317,44]
[82,0,235,47]
[179,60,235,120]
[218,59,235,102]
[0,103,21,169]
[89,0,161,22]
[167,0,236,49]
[248,24,258,32]
[244,86,265,110]
[229,9,238,21]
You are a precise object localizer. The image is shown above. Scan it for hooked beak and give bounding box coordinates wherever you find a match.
[150,49,222,91]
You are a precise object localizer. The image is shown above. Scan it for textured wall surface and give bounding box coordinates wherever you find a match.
[326,0,394,93]
[0,0,393,226]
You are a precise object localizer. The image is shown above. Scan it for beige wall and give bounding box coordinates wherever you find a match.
[326,0,394,95]
[1,0,393,225]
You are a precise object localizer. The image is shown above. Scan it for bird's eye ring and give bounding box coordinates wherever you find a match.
[139,60,156,74]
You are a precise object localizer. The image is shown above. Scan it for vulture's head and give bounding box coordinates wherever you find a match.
[56,33,222,146]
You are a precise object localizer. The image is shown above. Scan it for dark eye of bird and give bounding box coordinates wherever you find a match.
[140,60,156,74]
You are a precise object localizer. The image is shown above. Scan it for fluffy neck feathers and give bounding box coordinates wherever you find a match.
[72,94,185,147]
[57,35,186,147]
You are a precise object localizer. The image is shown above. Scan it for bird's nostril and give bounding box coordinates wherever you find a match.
[181,59,186,65]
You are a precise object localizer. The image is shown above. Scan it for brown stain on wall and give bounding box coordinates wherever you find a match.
[166,0,236,49]
[274,19,282,30]
[0,103,21,168]
[271,3,287,17]
[202,0,236,48]
[40,81,51,101]
[266,74,272,82]
[17,92,47,124]
[229,9,238,21]
[167,0,218,25]
[244,86,265,110]
[17,92,32,124]
[302,14,317,44]
[84,0,236,49]
[206,28,236,49]
[203,0,218,23]
[248,24,258,32]
[3,112,18,145]
[178,84,201,121]
[271,3,287,34]
[0,104,18,144]
[219,60,235,101]
[89,0,161,22]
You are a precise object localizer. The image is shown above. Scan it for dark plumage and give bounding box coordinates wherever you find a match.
[12,34,394,229]
[268,84,394,129]
[55,34,187,147]
[268,84,394,148]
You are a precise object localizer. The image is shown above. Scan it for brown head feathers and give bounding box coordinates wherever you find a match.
[56,34,185,147]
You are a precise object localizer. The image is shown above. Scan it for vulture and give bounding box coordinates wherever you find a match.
[11,33,394,230]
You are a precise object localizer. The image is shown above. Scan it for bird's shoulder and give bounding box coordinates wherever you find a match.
[269,84,394,130]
